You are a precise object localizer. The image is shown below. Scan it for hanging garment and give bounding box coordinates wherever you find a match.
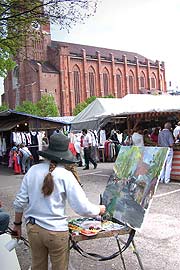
[2,138,6,154]
[0,136,2,157]
[30,131,39,163]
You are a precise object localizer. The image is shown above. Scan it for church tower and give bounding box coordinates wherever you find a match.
[22,21,51,62]
[4,21,52,108]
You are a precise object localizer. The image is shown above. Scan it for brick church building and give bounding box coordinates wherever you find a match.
[2,23,167,116]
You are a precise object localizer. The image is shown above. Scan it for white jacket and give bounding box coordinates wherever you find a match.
[14,162,100,231]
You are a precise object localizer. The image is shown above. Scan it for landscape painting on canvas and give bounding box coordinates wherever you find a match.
[102,146,168,230]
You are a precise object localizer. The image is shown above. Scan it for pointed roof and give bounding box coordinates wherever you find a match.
[51,41,156,64]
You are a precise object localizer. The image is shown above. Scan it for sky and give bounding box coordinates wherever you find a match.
[0,0,180,101]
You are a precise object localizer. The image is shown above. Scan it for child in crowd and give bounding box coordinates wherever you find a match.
[11,146,21,174]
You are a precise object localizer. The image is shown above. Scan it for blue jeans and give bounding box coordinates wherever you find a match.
[21,154,31,173]
[0,208,10,232]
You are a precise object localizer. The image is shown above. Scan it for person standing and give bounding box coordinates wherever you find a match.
[143,129,156,146]
[13,132,105,270]
[123,129,133,146]
[132,127,144,146]
[173,121,180,142]
[11,146,21,174]
[19,144,32,174]
[73,132,85,167]
[150,127,159,145]
[82,129,97,170]
[158,122,174,184]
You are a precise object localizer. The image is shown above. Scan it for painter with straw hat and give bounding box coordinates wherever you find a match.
[13,132,106,270]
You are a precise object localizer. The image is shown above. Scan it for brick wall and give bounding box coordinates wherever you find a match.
[3,24,166,116]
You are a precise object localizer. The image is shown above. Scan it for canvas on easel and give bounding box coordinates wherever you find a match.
[102,146,169,230]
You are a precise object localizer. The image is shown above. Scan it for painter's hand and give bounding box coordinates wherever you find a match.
[12,225,22,239]
[99,205,106,215]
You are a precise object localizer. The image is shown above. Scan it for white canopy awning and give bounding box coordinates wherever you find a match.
[71,94,180,130]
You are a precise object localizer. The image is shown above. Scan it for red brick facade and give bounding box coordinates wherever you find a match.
[3,24,167,116]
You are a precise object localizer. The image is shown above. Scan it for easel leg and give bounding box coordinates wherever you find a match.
[116,237,127,270]
[131,239,144,270]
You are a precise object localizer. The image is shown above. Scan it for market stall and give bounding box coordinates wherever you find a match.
[0,110,71,166]
[71,94,180,181]
[71,94,180,131]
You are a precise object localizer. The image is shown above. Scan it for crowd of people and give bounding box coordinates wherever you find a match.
[99,122,176,184]
[4,121,180,182]
[74,121,180,185]
[66,122,180,184]
[7,135,49,175]
[1,121,180,269]
[8,144,33,175]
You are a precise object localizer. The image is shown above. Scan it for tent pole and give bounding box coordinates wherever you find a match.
[127,116,130,132]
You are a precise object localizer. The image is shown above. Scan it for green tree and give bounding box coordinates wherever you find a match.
[15,95,59,117]
[0,0,98,76]
[36,94,59,117]
[15,100,38,115]
[73,95,115,115]
[103,94,115,98]
[0,103,8,111]
[73,96,96,115]
[0,47,16,77]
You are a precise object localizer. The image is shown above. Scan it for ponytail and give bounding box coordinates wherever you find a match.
[42,161,57,196]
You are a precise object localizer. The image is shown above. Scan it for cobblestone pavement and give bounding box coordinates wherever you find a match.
[1,162,180,270]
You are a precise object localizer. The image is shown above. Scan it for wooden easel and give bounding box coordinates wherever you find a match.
[70,224,144,270]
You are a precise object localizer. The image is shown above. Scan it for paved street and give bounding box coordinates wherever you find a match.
[0,162,180,270]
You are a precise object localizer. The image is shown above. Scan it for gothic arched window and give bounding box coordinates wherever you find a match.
[151,73,157,89]
[140,71,146,89]
[12,66,19,89]
[103,68,109,96]
[88,66,96,96]
[73,65,81,105]
[128,70,135,93]
[116,69,122,98]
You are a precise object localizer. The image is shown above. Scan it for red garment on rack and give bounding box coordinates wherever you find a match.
[69,143,77,156]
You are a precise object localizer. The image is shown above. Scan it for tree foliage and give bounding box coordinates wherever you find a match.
[15,94,59,117]
[16,100,38,115]
[103,94,115,98]
[0,0,99,76]
[0,103,8,111]
[36,94,59,117]
[73,96,96,115]
[73,95,115,115]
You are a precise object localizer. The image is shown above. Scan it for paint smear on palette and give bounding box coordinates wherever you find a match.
[102,146,169,230]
